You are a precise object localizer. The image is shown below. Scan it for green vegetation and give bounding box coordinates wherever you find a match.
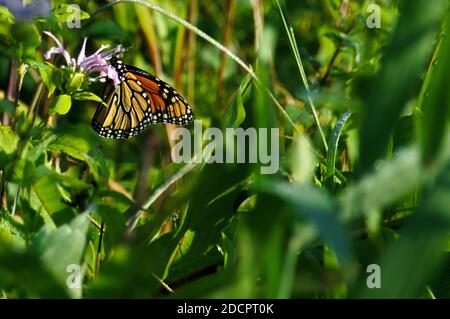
[1,0,450,298]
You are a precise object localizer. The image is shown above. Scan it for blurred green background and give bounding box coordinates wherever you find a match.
[1,0,450,298]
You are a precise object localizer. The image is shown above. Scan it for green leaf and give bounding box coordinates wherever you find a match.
[341,147,422,220]
[47,133,110,184]
[289,134,316,184]
[327,111,352,179]
[50,94,72,115]
[72,91,106,106]
[258,180,352,264]
[358,0,445,173]
[65,72,85,95]
[220,232,237,269]
[0,209,26,249]
[0,99,13,113]
[30,213,90,298]
[0,125,19,154]
[418,10,450,164]
[32,176,74,226]
[0,6,14,37]
[0,239,68,298]
[360,159,450,298]
[31,62,56,97]
[223,74,250,128]
[10,22,41,61]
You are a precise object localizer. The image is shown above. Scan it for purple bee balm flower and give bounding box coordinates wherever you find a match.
[43,31,124,87]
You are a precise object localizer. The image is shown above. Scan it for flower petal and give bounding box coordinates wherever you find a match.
[43,31,72,66]
[77,38,88,66]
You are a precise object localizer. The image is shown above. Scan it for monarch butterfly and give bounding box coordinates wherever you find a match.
[91,57,194,139]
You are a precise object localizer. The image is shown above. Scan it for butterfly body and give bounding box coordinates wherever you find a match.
[91,57,193,139]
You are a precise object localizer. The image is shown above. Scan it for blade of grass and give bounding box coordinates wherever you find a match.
[326,111,352,179]
[274,0,328,152]
[135,4,163,76]
[187,0,198,104]
[418,8,450,165]
[217,0,236,109]
[358,0,444,173]
[126,162,198,232]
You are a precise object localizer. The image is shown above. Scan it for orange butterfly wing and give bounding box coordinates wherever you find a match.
[91,59,193,139]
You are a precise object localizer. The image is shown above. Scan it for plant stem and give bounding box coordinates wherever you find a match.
[95,221,105,276]
[217,0,236,110]
[2,60,18,126]
[187,0,198,104]
[10,64,28,129]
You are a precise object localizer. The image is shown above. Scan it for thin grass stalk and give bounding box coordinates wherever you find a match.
[217,0,236,110]
[187,0,198,104]
[274,0,328,152]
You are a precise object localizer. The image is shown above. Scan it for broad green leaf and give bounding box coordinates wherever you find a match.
[31,62,56,97]
[32,176,74,225]
[47,134,90,160]
[358,0,444,173]
[0,125,19,154]
[47,134,109,184]
[72,91,106,106]
[258,180,352,264]
[341,147,422,220]
[30,213,90,298]
[360,160,450,298]
[0,239,68,298]
[50,94,72,115]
